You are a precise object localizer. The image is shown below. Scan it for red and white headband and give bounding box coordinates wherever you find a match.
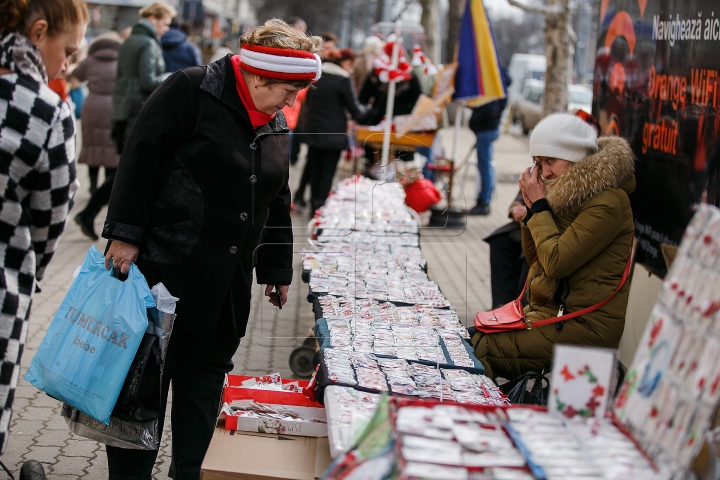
[239,44,322,81]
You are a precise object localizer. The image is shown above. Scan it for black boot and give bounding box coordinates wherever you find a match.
[19,460,46,480]
[88,166,99,195]
[75,212,98,240]
[468,201,490,216]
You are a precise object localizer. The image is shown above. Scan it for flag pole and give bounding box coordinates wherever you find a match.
[380,21,402,168]
[447,102,464,209]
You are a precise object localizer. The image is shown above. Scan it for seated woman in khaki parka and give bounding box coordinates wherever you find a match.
[473,113,635,380]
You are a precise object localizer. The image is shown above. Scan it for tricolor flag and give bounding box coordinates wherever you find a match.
[453,0,506,107]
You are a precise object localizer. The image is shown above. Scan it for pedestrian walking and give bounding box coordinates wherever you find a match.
[297,48,367,212]
[71,32,122,195]
[75,1,174,240]
[101,19,322,478]
[351,36,383,95]
[161,18,201,73]
[467,71,511,215]
[110,1,174,153]
[0,0,88,477]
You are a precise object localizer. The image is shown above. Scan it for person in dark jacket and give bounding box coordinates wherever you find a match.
[161,18,201,72]
[358,59,421,126]
[467,72,511,215]
[358,42,421,171]
[483,191,529,308]
[111,1,173,152]
[75,1,174,241]
[101,19,322,478]
[297,49,368,212]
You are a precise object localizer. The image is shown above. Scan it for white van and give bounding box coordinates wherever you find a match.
[507,54,547,103]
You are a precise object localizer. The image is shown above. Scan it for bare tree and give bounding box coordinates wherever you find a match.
[418,0,440,63]
[445,0,464,64]
[491,13,545,68]
[249,0,379,45]
[507,0,572,115]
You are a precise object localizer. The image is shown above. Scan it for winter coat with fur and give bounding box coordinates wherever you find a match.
[474,136,636,379]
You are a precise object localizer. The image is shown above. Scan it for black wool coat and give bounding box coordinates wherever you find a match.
[103,55,293,339]
[298,62,367,151]
[358,71,421,126]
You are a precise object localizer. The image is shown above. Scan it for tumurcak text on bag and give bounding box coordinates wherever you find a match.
[65,306,131,349]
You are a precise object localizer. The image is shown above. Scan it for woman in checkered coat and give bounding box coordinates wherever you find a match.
[0,0,88,456]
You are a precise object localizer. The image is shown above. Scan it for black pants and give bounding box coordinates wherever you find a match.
[307,146,341,212]
[106,297,241,479]
[88,166,116,192]
[486,230,529,308]
[78,168,117,221]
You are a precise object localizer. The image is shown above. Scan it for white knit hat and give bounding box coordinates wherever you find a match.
[529,113,598,162]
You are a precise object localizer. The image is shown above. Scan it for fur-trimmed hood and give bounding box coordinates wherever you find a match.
[545,136,636,215]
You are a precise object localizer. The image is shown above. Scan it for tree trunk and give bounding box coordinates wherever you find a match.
[445,0,464,64]
[542,0,571,116]
[419,0,440,63]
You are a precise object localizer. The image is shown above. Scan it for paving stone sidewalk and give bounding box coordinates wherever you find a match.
[0,126,530,478]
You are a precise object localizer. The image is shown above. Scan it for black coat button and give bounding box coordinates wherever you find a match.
[249,175,257,184]
[229,246,238,254]
[240,212,248,221]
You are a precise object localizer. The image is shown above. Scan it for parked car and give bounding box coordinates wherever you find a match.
[512,80,593,134]
[507,53,546,104]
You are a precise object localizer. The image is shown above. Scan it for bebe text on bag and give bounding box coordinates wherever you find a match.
[24,246,155,424]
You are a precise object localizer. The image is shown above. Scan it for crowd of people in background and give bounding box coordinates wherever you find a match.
[61,5,452,225]
[11,0,529,367]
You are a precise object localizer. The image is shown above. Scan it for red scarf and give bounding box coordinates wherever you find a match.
[230,55,275,129]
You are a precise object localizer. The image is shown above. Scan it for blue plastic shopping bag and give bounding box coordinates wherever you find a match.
[25,246,155,424]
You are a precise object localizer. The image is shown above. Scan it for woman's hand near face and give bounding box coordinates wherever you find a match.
[105,240,140,274]
[511,205,527,223]
[519,165,546,205]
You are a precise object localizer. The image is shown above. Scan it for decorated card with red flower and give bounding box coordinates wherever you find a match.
[548,345,616,420]
[614,305,683,426]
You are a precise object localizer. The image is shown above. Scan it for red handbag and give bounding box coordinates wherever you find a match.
[474,240,634,334]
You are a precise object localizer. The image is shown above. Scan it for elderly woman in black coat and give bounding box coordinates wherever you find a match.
[102,19,323,478]
[298,48,368,212]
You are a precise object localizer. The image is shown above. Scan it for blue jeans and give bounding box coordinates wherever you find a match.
[475,129,500,205]
[416,146,435,182]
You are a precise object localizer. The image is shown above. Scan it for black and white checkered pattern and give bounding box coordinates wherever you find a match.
[0,72,78,452]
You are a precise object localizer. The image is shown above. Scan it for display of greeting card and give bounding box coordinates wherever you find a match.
[547,345,616,419]
[613,203,720,477]
[614,305,683,429]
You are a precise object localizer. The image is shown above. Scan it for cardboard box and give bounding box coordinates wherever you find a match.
[224,375,321,409]
[224,404,327,437]
[201,427,332,480]
[223,379,327,437]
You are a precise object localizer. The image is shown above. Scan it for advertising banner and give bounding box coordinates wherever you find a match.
[593,0,720,277]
